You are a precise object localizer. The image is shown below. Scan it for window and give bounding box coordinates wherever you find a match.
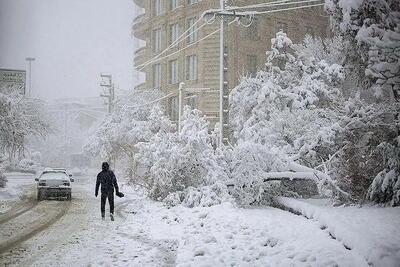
[169,96,179,121]
[246,18,259,41]
[187,95,197,109]
[153,64,161,88]
[169,23,179,47]
[247,55,257,77]
[152,29,162,52]
[187,17,198,43]
[276,21,288,33]
[154,0,162,16]
[186,55,198,80]
[170,0,179,10]
[305,26,314,37]
[187,0,199,4]
[169,60,179,84]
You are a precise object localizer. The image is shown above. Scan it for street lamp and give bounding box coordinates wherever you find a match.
[25,57,35,97]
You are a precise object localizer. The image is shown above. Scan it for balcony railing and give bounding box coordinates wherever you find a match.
[132,0,145,8]
[134,46,147,69]
[132,13,147,40]
[134,83,146,91]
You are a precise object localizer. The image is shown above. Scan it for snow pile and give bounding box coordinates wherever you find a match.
[278,197,400,266]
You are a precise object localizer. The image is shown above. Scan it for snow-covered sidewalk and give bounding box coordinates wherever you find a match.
[277,197,400,267]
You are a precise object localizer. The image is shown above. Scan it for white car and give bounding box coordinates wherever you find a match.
[35,171,73,200]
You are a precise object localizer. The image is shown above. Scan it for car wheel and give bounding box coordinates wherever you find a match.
[37,190,42,201]
[67,192,72,201]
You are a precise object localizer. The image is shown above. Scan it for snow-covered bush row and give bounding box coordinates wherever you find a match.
[133,107,230,205]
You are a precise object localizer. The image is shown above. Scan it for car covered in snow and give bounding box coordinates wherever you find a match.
[35,171,73,200]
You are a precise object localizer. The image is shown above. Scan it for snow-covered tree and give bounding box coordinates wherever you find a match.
[325,0,400,99]
[334,95,400,204]
[0,155,7,188]
[84,89,173,178]
[229,31,350,205]
[0,92,50,162]
[325,0,400,206]
[134,107,229,206]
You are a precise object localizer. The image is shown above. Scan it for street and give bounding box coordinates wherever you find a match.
[0,174,177,267]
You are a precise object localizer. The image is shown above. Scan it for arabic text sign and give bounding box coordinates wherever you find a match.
[0,69,26,95]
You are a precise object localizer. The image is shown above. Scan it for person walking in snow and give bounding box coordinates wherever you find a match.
[95,162,119,221]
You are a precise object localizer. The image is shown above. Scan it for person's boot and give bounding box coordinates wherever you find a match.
[101,212,105,220]
[110,213,114,221]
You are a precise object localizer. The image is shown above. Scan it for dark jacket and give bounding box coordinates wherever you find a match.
[95,169,119,195]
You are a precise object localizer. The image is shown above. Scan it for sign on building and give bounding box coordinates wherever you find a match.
[0,69,26,95]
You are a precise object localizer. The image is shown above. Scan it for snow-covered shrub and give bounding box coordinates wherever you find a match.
[229,142,289,205]
[16,158,39,173]
[164,181,232,208]
[134,107,229,204]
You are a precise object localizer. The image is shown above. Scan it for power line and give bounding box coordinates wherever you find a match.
[246,3,324,15]
[124,92,175,109]
[136,16,207,71]
[135,2,323,69]
[226,0,323,11]
[137,18,239,70]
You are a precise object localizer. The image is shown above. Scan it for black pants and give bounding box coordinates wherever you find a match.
[101,192,114,215]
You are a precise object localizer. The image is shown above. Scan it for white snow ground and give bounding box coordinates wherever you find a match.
[277,197,400,267]
[2,176,399,266]
[32,182,370,267]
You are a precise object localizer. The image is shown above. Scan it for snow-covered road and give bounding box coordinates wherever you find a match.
[0,174,389,266]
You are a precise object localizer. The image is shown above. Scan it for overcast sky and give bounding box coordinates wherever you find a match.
[0,0,137,100]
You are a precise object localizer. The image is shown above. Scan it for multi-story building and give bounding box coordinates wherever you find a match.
[132,0,328,141]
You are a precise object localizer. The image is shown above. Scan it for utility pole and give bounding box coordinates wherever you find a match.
[178,82,185,132]
[25,57,35,97]
[100,73,114,113]
[219,0,225,147]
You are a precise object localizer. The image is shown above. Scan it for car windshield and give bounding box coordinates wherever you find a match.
[40,172,69,180]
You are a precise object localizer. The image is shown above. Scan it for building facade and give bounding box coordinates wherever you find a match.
[132,0,328,140]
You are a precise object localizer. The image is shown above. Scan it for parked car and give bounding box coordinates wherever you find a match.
[38,167,74,182]
[35,171,73,200]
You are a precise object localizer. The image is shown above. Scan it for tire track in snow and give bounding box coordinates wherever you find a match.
[0,200,71,254]
[0,200,39,224]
